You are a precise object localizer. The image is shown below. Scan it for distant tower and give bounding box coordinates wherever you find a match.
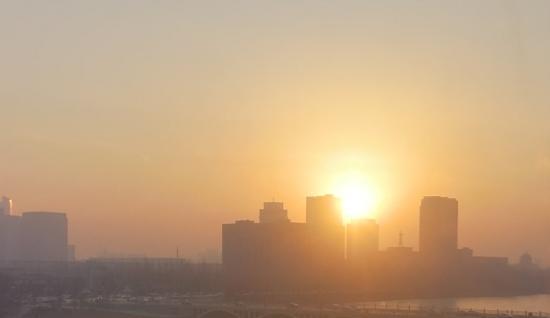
[0,197,13,216]
[419,196,458,255]
[259,202,289,223]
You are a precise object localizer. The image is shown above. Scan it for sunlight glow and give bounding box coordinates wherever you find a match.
[332,171,379,222]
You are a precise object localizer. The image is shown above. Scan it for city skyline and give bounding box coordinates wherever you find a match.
[222,194,516,295]
[2,1,550,262]
[0,191,542,265]
[0,201,71,262]
[3,1,550,316]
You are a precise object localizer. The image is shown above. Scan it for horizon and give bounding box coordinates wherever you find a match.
[0,191,543,265]
[2,0,550,264]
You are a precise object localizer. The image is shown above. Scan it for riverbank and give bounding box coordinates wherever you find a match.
[354,294,550,313]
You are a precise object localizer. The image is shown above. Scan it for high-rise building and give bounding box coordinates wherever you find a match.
[0,196,19,260]
[0,214,21,261]
[346,218,379,262]
[306,194,342,226]
[305,194,345,280]
[259,202,289,223]
[419,196,458,255]
[19,212,68,261]
[0,196,13,216]
[222,219,312,293]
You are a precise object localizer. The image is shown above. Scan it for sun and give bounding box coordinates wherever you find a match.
[332,172,378,222]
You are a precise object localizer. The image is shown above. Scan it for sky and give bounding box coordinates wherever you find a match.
[1,0,550,262]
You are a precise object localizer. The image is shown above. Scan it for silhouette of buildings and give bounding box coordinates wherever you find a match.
[306,195,345,287]
[0,214,20,261]
[306,194,342,226]
[0,197,72,262]
[346,218,379,263]
[222,194,520,298]
[419,196,458,255]
[0,196,13,216]
[19,212,68,261]
[222,219,312,292]
[306,195,345,257]
[222,196,348,292]
[259,202,289,223]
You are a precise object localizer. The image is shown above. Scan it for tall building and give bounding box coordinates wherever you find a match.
[259,202,289,223]
[0,196,13,216]
[0,214,21,261]
[306,194,342,226]
[346,218,379,262]
[419,196,458,255]
[306,195,345,281]
[222,219,312,292]
[19,212,68,261]
[222,198,348,293]
[0,196,19,260]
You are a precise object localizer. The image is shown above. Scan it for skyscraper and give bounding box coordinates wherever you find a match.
[306,194,343,227]
[0,196,19,260]
[0,214,21,261]
[0,196,13,216]
[19,212,68,261]
[419,196,458,255]
[346,218,379,262]
[259,202,289,223]
[306,195,345,283]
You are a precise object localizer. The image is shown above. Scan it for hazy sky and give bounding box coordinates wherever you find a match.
[1,0,550,262]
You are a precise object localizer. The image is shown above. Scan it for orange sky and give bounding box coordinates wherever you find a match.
[1,1,549,262]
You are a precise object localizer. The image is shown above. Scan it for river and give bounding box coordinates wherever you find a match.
[359,294,550,313]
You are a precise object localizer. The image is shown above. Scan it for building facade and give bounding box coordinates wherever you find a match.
[222,219,313,292]
[19,212,68,261]
[306,194,342,226]
[0,215,21,261]
[259,202,289,224]
[0,196,13,216]
[419,196,458,255]
[346,218,379,263]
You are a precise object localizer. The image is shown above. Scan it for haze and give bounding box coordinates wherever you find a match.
[1,0,549,262]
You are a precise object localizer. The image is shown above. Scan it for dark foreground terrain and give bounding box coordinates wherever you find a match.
[23,308,159,318]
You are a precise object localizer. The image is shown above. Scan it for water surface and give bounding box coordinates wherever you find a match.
[360,294,550,313]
